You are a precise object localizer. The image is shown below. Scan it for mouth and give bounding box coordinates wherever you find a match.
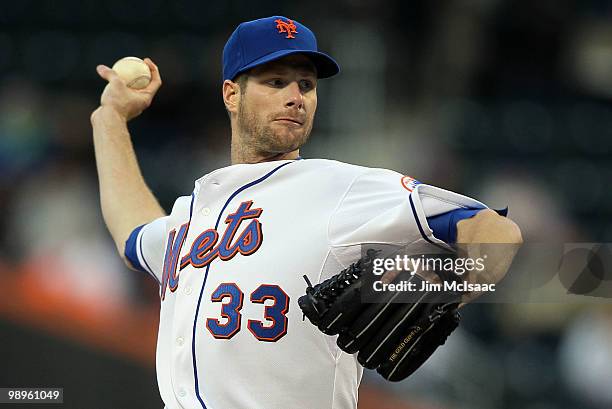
[274,118,304,126]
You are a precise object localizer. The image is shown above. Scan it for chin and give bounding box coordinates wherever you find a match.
[270,128,309,152]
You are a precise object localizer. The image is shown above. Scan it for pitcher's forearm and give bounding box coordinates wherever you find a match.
[91,106,165,253]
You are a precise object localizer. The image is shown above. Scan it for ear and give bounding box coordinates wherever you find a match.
[223,79,241,114]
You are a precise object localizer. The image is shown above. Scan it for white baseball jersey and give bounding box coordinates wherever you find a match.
[126,158,488,409]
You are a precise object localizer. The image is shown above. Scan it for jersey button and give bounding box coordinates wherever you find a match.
[202,207,211,216]
[176,337,184,346]
[178,388,186,397]
[184,286,192,295]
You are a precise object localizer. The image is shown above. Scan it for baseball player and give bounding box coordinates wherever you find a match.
[91,16,522,409]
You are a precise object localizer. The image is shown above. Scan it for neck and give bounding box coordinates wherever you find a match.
[230,137,299,165]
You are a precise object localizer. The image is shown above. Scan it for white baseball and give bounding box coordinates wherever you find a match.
[111,56,152,89]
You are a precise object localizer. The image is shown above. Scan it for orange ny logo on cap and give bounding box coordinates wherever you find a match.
[275,18,298,39]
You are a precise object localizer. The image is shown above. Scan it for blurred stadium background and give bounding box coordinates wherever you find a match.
[1,0,611,408]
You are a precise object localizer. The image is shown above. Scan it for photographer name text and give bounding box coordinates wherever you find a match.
[373,280,495,293]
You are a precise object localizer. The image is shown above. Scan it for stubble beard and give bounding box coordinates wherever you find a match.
[237,101,312,157]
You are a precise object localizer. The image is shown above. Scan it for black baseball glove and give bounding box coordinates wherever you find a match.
[298,249,461,382]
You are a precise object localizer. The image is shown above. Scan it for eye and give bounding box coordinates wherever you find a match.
[267,78,286,87]
[299,79,315,91]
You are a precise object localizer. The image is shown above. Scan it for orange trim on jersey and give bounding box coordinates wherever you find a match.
[167,222,190,294]
[180,200,264,271]
[181,229,219,269]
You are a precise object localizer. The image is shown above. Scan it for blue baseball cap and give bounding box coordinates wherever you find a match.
[222,16,340,81]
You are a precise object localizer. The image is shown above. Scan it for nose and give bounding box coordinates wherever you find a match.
[284,81,304,110]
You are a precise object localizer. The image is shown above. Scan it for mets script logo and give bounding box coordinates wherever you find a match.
[275,18,298,39]
[160,200,263,300]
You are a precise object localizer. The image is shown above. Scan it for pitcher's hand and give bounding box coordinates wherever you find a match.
[93,57,162,122]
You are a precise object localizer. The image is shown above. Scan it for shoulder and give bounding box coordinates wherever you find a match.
[295,159,404,179]
[166,193,196,221]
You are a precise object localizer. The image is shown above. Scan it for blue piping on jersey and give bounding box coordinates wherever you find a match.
[192,161,294,409]
[139,229,160,285]
[408,194,454,252]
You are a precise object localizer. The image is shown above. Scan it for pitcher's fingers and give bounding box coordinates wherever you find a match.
[381,269,401,284]
[143,58,162,92]
[96,65,119,82]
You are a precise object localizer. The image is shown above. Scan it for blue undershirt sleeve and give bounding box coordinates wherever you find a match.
[426,207,509,243]
[124,224,146,272]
